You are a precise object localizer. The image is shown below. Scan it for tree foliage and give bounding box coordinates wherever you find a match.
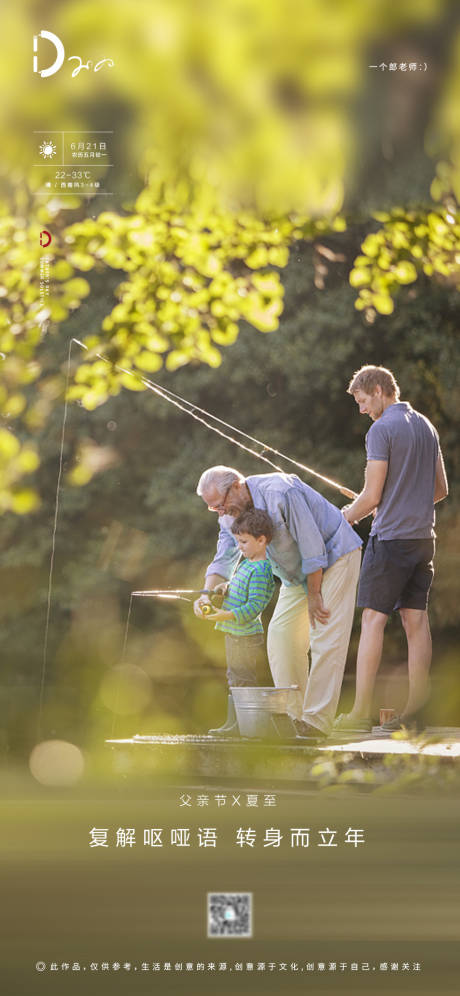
[64,173,350,407]
[1,0,460,505]
[350,204,460,316]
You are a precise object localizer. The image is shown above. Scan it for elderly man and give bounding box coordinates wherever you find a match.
[195,466,362,739]
[336,365,448,734]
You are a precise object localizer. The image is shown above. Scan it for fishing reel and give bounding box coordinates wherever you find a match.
[200,589,225,613]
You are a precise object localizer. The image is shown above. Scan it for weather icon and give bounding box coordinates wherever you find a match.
[39,139,57,159]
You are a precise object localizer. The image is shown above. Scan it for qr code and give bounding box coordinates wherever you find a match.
[207,893,253,938]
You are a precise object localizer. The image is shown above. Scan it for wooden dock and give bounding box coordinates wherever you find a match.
[106,728,460,784]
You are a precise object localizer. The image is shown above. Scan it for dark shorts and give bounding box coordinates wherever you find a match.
[224,633,268,687]
[357,536,435,615]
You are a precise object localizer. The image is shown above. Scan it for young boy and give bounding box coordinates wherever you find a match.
[200,508,275,689]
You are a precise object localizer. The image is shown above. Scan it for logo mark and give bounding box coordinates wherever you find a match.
[33,30,114,79]
[40,231,52,247]
[33,30,65,78]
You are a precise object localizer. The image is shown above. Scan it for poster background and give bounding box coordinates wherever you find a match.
[1,2,459,993]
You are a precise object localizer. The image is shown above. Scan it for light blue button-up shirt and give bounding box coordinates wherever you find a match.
[205,472,362,586]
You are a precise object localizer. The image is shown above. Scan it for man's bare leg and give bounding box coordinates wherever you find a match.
[398,608,432,717]
[346,608,388,720]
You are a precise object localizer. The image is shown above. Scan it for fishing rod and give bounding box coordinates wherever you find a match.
[138,377,358,501]
[71,339,358,501]
[136,377,358,501]
[131,588,225,612]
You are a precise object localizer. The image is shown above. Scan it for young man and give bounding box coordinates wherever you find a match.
[200,508,275,736]
[194,465,362,740]
[336,365,448,733]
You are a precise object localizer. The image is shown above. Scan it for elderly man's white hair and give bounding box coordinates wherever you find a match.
[196,465,245,497]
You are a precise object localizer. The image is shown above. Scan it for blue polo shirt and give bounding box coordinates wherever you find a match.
[366,402,439,539]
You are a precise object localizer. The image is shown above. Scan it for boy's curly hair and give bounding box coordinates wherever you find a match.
[231,508,273,543]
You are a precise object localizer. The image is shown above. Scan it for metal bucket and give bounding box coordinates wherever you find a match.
[230,686,299,738]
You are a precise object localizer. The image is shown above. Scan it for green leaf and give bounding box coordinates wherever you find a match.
[10,489,40,514]
[119,373,147,391]
[246,247,269,268]
[17,448,40,473]
[4,394,26,417]
[64,278,90,298]
[80,389,109,410]
[135,351,164,372]
[49,301,69,322]
[349,268,369,288]
[53,261,74,281]
[373,294,394,315]
[0,429,20,459]
[361,234,381,258]
[393,261,417,284]
[166,350,192,371]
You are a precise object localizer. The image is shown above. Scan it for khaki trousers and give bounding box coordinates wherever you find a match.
[267,547,361,734]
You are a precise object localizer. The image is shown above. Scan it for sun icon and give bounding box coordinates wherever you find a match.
[39,139,57,159]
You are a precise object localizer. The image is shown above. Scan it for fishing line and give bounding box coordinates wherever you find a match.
[130,377,357,500]
[39,336,75,738]
[81,342,357,500]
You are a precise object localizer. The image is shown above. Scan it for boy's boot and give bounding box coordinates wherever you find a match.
[208,694,240,736]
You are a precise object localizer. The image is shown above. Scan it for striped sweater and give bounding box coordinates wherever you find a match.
[215,557,275,637]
